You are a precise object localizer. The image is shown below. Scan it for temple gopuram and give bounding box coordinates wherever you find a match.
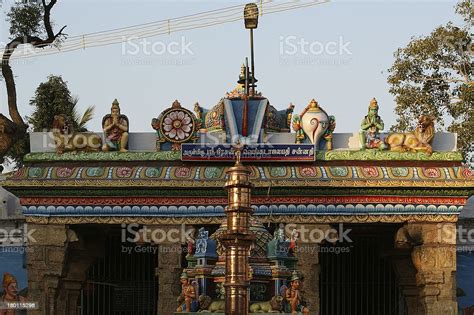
[1,60,473,314]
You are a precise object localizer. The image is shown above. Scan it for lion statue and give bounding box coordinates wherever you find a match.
[52,114,102,154]
[249,295,284,313]
[198,295,225,313]
[385,115,435,155]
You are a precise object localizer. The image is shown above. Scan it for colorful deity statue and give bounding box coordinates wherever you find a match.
[292,114,305,144]
[292,99,335,149]
[282,271,309,315]
[176,270,199,313]
[1,273,26,315]
[102,99,129,152]
[359,98,386,150]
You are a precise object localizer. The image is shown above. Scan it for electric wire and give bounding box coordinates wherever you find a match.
[6,0,329,60]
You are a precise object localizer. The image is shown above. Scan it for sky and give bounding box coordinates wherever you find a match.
[0,0,462,154]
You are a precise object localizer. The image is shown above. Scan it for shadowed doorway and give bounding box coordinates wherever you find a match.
[79,229,157,315]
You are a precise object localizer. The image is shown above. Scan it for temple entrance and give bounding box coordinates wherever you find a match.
[79,229,157,315]
[320,224,403,315]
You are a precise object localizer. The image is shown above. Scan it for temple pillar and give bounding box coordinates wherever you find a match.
[391,253,423,314]
[56,280,82,315]
[55,226,107,315]
[395,223,457,315]
[153,225,183,315]
[295,224,331,315]
[25,224,72,315]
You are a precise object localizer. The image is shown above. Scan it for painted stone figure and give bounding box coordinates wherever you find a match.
[385,115,435,155]
[292,114,305,144]
[176,270,199,312]
[293,99,335,149]
[102,99,129,152]
[300,99,330,146]
[1,273,26,315]
[52,114,101,154]
[282,271,309,315]
[152,100,200,151]
[359,98,386,150]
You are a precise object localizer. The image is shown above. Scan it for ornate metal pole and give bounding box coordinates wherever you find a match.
[242,58,249,137]
[220,145,255,315]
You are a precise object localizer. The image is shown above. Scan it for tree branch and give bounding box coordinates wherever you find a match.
[411,76,472,85]
[43,0,58,39]
[1,0,66,129]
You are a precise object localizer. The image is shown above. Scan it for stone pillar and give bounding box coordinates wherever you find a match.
[56,280,82,315]
[412,244,457,314]
[391,254,423,314]
[154,225,183,315]
[295,224,331,315]
[26,224,70,315]
[56,226,106,315]
[396,223,457,315]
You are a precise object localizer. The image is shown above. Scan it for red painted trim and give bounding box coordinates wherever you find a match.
[20,196,468,206]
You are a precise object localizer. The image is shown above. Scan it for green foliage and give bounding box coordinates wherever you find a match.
[6,1,44,39]
[4,75,94,165]
[388,1,473,163]
[5,129,30,167]
[28,75,94,132]
[456,0,474,26]
[72,97,95,132]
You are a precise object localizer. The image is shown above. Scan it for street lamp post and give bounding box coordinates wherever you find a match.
[244,3,259,96]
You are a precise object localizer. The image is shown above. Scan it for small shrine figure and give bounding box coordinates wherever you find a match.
[1,273,26,315]
[102,99,129,152]
[176,270,199,313]
[274,223,286,242]
[288,228,299,255]
[195,227,209,255]
[186,232,195,256]
[359,98,386,150]
[282,271,309,315]
[323,115,336,150]
[292,114,305,144]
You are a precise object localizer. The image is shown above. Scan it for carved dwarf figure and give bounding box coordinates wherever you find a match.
[176,270,199,313]
[102,99,129,152]
[283,271,309,315]
[359,98,386,150]
[1,273,26,315]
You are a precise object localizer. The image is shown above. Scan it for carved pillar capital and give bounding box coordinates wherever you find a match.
[395,223,456,248]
